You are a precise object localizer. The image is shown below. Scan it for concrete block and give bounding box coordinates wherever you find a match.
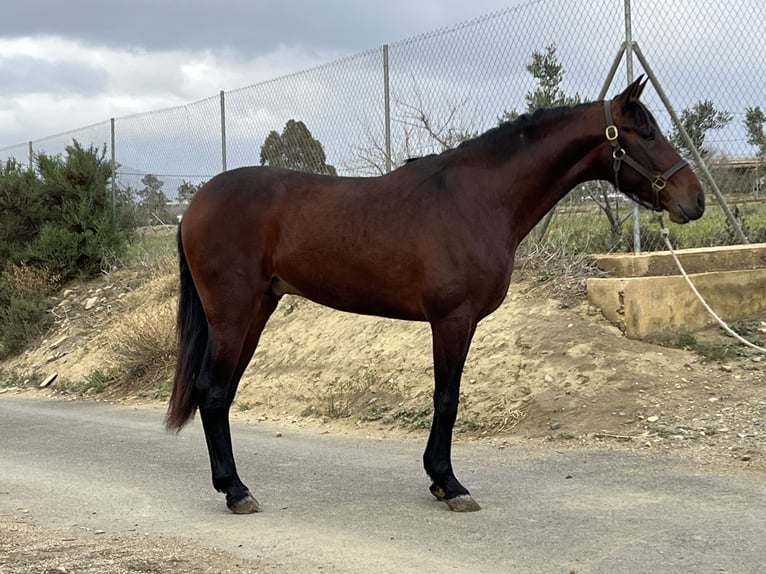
[591,242,766,278]
[586,244,766,340]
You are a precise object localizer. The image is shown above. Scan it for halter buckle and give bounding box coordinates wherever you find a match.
[605,125,619,141]
[652,175,667,191]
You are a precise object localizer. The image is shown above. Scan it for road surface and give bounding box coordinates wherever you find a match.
[1,397,764,573]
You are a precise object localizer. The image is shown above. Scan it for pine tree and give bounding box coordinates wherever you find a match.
[260,120,337,175]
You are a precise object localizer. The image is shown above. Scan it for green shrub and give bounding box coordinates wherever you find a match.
[26,224,82,277]
[0,264,55,359]
[0,140,132,357]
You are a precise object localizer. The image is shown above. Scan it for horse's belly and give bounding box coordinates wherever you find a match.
[269,274,425,321]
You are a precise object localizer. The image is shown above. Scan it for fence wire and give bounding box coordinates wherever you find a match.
[1,0,763,253]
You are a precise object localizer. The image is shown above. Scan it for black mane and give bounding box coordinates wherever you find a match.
[402,104,588,167]
[402,98,658,168]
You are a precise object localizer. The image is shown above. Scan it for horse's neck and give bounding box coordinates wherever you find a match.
[495,102,608,241]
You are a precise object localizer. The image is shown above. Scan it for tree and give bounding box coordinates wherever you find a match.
[176,179,205,205]
[136,174,170,225]
[745,106,766,158]
[744,106,766,196]
[498,43,581,123]
[352,92,479,176]
[669,100,732,164]
[260,120,337,175]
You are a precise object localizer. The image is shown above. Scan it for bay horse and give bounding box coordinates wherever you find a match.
[166,77,704,513]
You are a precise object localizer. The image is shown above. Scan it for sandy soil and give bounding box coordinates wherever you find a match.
[2,264,764,468]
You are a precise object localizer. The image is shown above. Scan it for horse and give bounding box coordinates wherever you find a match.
[165,77,704,514]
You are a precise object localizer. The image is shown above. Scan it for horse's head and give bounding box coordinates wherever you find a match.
[603,77,705,223]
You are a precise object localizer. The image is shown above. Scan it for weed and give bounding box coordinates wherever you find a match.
[134,385,171,401]
[359,369,381,392]
[123,230,177,270]
[694,343,738,363]
[54,370,117,395]
[325,393,351,419]
[656,332,738,363]
[730,320,765,348]
[384,406,432,430]
[675,333,698,349]
[648,427,700,441]
[301,405,322,418]
[0,367,15,388]
[359,401,390,422]
[553,432,579,440]
[455,418,481,433]
[82,369,117,393]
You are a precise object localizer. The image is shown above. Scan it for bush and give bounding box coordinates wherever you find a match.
[0,141,132,357]
[0,264,56,359]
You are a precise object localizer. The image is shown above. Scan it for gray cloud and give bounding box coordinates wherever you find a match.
[0,0,511,55]
[0,56,108,96]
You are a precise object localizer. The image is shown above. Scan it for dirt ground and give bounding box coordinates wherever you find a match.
[0,514,273,574]
[2,262,764,467]
[1,263,765,572]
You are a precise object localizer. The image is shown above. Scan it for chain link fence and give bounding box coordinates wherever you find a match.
[1,0,763,253]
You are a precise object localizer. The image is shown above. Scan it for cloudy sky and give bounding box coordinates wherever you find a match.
[0,0,514,147]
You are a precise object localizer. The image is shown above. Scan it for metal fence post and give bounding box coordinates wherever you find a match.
[624,0,642,254]
[110,118,116,216]
[383,44,392,173]
[220,90,227,172]
[27,141,33,170]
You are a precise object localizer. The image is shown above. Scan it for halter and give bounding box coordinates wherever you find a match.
[604,100,688,211]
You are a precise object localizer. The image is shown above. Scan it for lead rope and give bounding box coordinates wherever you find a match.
[655,213,766,354]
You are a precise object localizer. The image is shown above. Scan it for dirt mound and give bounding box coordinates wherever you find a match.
[2,266,764,468]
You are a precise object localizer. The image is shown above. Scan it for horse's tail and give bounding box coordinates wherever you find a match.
[165,224,207,432]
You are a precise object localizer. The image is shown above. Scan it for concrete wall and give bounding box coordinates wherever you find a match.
[586,243,766,340]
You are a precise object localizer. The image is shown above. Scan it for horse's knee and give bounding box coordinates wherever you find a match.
[432,393,459,427]
[193,360,234,410]
[195,382,228,410]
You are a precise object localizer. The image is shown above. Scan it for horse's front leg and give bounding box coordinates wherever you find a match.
[423,313,481,512]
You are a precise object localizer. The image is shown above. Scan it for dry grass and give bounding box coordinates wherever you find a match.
[106,269,177,392]
[515,239,606,304]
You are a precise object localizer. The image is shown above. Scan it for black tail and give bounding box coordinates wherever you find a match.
[165,224,208,432]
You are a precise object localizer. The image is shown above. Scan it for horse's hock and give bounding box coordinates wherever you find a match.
[587,243,766,339]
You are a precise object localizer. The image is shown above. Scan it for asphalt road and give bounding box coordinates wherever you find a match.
[1,397,764,573]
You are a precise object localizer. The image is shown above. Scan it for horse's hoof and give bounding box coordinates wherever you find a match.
[228,493,261,514]
[429,483,447,501]
[446,495,481,512]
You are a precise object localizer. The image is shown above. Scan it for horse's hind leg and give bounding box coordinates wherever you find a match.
[196,293,278,514]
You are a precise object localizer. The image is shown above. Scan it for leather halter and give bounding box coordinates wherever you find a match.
[604,100,688,211]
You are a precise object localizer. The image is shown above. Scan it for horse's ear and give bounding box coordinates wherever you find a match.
[616,75,648,108]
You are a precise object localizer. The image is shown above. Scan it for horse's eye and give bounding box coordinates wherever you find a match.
[641,130,656,141]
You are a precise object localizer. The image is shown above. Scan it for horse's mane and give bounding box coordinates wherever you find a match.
[402,104,586,166]
[402,98,657,167]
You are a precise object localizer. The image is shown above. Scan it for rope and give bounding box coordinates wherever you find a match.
[656,214,766,354]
